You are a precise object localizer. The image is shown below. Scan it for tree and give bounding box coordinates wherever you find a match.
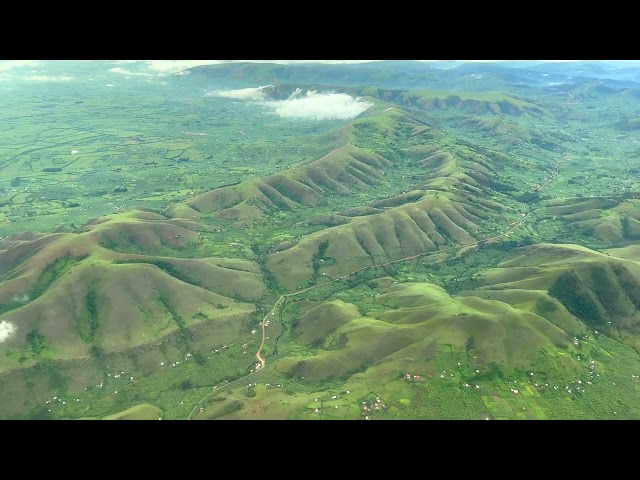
[465,336,475,354]
[179,379,193,391]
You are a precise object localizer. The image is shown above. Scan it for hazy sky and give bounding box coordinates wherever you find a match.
[1,60,637,83]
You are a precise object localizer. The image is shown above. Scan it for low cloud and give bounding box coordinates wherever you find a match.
[0,60,41,72]
[208,86,372,120]
[271,90,373,120]
[0,73,74,82]
[211,85,272,101]
[0,321,16,344]
[23,75,74,82]
[108,67,156,77]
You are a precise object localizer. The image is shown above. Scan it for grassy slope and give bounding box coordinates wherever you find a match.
[0,209,263,375]
[231,244,640,419]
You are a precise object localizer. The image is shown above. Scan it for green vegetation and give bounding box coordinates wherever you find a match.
[1,61,640,420]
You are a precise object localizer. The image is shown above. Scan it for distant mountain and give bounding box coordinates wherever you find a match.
[345,60,438,74]
[187,62,540,93]
[531,61,640,83]
[188,62,441,90]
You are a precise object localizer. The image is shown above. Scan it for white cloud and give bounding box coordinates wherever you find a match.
[109,66,157,77]
[271,91,372,120]
[0,72,74,82]
[23,75,74,82]
[210,85,272,101]
[0,60,41,72]
[0,320,16,344]
[208,86,372,120]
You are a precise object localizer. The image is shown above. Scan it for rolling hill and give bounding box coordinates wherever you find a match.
[2,61,640,420]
